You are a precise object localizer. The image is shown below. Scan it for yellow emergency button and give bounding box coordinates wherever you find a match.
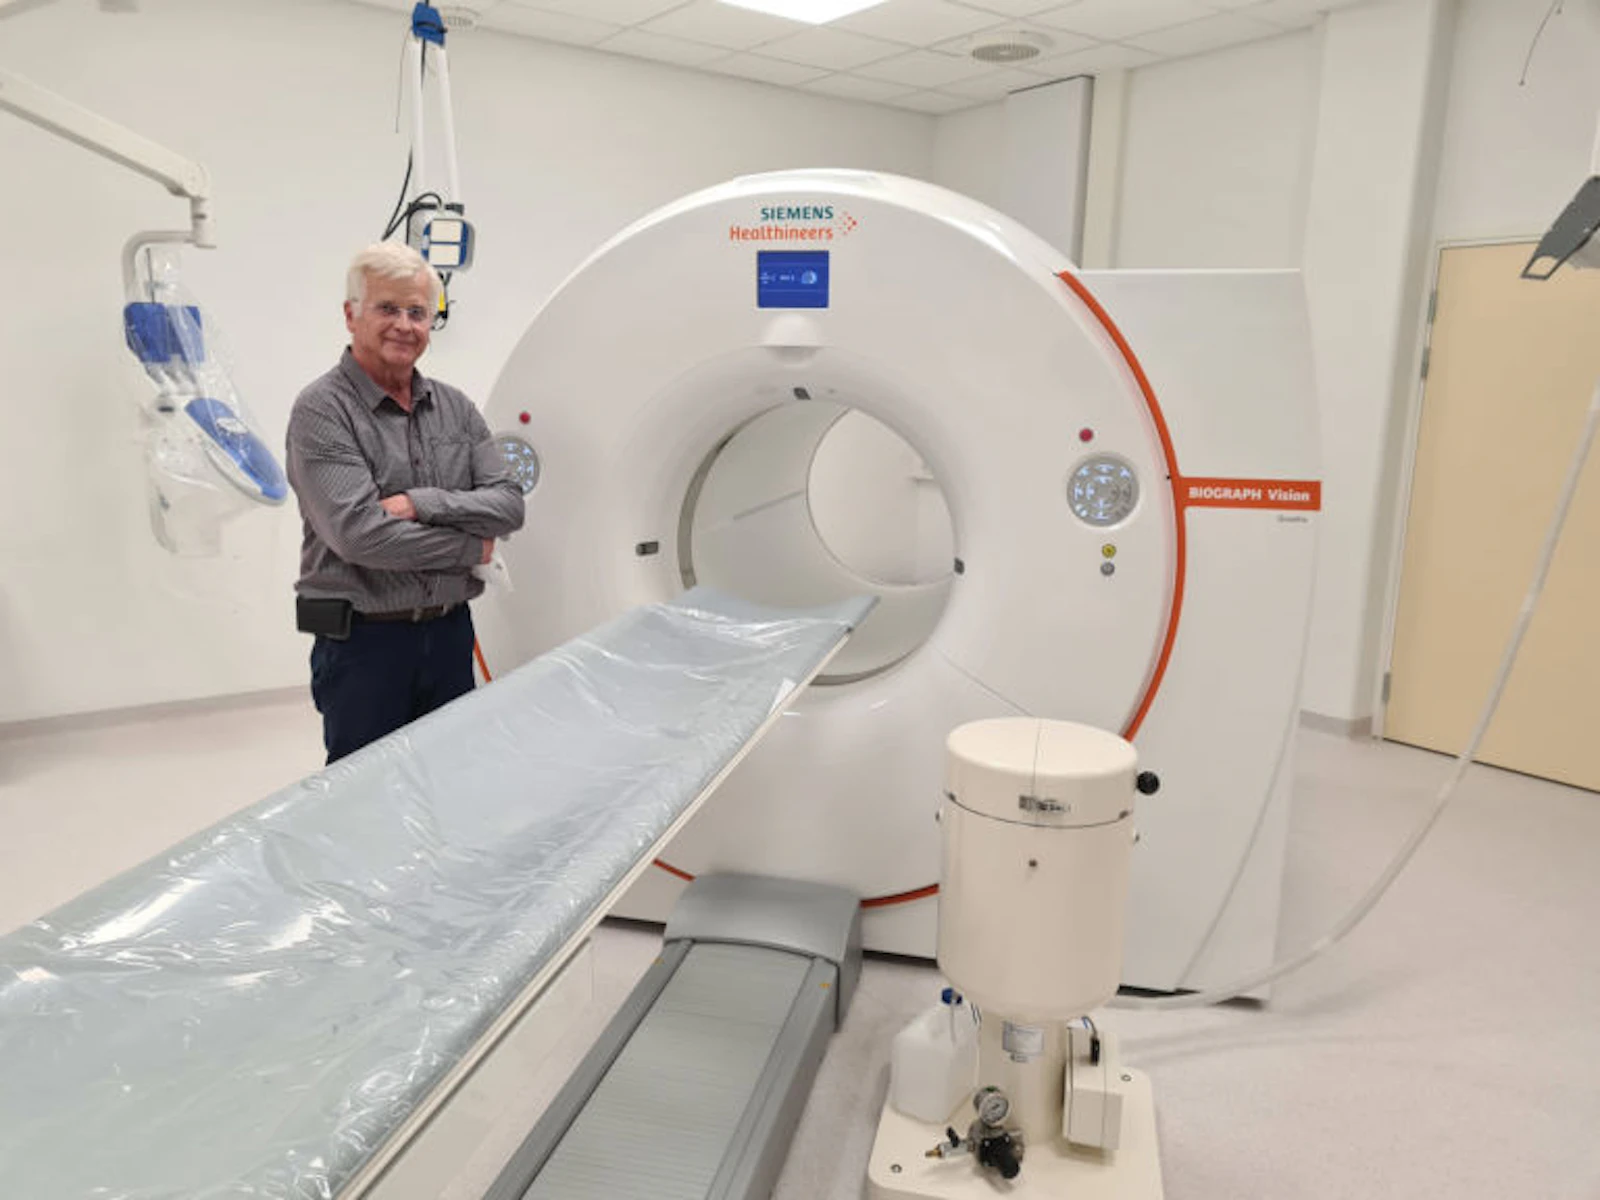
[1101,544,1117,559]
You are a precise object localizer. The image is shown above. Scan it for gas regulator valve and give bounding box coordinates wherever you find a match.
[923,1087,1025,1181]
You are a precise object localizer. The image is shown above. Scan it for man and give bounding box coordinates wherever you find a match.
[286,243,524,763]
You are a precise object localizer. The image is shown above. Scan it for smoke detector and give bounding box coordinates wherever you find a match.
[967,29,1054,64]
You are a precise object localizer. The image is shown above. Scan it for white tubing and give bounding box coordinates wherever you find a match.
[1114,375,1600,1011]
[434,44,462,206]
[407,36,427,211]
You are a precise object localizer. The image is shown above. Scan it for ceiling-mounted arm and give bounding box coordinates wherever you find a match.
[394,3,473,279]
[0,67,213,247]
[0,62,284,547]
[1523,112,1600,280]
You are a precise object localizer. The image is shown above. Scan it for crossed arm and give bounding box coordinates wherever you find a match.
[398,410,525,541]
[286,401,525,571]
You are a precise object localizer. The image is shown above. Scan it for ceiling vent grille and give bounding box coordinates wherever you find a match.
[968,30,1053,63]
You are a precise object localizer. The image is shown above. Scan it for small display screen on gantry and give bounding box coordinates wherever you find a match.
[757,251,830,309]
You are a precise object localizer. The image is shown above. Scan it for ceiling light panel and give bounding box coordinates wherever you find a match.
[719,0,891,23]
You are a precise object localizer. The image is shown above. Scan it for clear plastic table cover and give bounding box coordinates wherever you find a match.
[0,588,872,1200]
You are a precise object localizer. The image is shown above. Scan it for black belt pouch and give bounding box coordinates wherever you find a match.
[296,596,354,641]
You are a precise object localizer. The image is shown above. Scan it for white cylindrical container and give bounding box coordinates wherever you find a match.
[937,718,1138,1019]
[888,988,980,1124]
[936,719,1138,1139]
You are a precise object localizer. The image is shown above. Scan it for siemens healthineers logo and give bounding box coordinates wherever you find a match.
[730,203,859,243]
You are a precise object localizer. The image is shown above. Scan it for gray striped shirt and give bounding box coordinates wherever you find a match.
[286,349,525,613]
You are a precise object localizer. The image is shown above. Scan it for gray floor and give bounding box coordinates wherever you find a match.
[2,696,1597,1199]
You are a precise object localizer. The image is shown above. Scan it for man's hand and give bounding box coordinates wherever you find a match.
[383,493,490,562]
[380,493,418,521]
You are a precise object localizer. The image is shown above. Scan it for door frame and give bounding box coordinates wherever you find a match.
[1368,234,1543,741]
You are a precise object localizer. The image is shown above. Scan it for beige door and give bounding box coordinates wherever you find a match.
[1386,241,1600,791]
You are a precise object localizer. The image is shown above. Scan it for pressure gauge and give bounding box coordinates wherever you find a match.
[1068,455,1139,527]
[497,434,541,495]
[974,1087,1011,1126]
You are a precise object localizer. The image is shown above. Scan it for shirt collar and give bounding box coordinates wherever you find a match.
[340,347,434,412]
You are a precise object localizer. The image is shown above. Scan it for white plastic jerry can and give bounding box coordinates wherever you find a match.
[889,987,980,1124]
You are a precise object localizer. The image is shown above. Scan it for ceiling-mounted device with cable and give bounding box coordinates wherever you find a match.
[1519,2,1600,278]
[1523,112,1600,279]
[383,1,477,328]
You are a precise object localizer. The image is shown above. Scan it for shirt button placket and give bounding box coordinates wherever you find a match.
[415,407,436,604]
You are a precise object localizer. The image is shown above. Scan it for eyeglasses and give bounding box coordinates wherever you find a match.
[370,302,434,326]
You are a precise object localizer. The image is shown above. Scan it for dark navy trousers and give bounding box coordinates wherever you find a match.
[309,605,477,764]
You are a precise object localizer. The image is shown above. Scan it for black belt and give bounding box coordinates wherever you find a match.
[357,603,458,624]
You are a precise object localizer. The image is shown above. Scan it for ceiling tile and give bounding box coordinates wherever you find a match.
[1242,0,1332,27]
[1032,0,1218,40]
[512,0,686,21]
[350,0,1328,116]
[759,26,905,69]
[940,64,1049,98]
[801,72,920,100]
[1024,39,1158,75]
[834,0,1002,46]
[479,4,623,43]
[640,0,806,49]
[596,27,734,65]
[704,52,831,84]
[954,0,1062,15]
[887,89,976,113]
[856,47,990,86]
[1126,11,1283,55]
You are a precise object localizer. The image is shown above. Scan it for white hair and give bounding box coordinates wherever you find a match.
[346,242,442,311]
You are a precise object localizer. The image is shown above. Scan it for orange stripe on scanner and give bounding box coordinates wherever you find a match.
[1056,269,1185,744]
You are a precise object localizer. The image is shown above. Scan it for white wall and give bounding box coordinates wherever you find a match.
[1080,68,1128,268]
[930,80,1093,260]
[1003,77,1093,261]
[0,0,935,724]
[933,35,1319,271]
[1433,0,1600,243]
[933,101,1007,215]
[1115,30,1320,269]
[1300,0,1457,722]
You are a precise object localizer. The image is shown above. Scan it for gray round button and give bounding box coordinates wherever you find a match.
[1069,455,1139,527]
[497,434,541,495]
